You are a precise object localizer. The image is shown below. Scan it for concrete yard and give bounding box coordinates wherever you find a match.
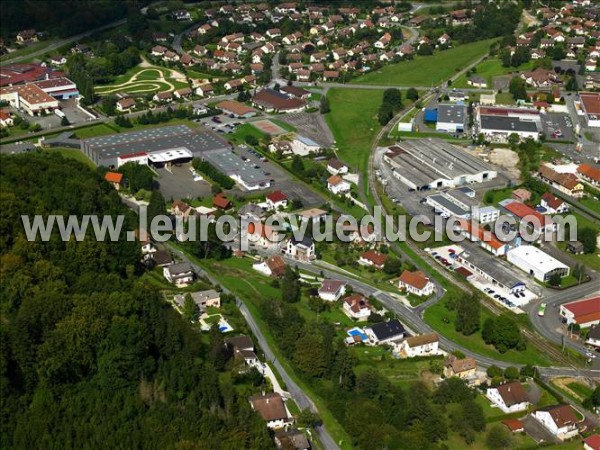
[278,111,335,148]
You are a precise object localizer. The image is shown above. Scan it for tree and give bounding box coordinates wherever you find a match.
[504,366,520,380]
[509,77,527,101]
[182,293,199,322]
[291,155,305,174]
[520,365,536,377]
[383,257,402,275]
[378,104,394,126]
[101,95,117,115]
[147,190,166,225]
[297,409,322,428]
[383,88,402,111]
[565,76,578,92]
[579,227,598,254]
[486,365,503,378]
[281,266,300,303]
[60,116,70,126]
[455,295,480,336]
[406,88,419,102]
[507,133,520,148]
[548,272,562,287]
[319,96,330,114]
[244,135,258,146]
[486,423,513,450]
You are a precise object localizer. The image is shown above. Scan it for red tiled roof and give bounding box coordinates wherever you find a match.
[213,194,232,209]
[563,296,600,324]
[360,250,387,267]
[216,100,255,116]
[584,434,600,450]
[578,163,600,183]
[502,419,524,432]
[398,270,429,290]
[104,172,123,183]
[504,201,553,228]
[267,190,287,203]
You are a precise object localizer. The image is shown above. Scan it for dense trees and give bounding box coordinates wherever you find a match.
[579,227,598,254]
[509,77,528,101]
[0,153,272,449]
[482,316,525,353]
[378,88,403,126]
[452,295,481,336]
[118,161,154,193]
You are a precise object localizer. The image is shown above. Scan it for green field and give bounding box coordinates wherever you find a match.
[45,147,95,168]
[452,57,534,89]
[580,196,600,215]
[424,301,552,366]
[74,123,120,139]
[324,88,383,176]
[352,39,496,86]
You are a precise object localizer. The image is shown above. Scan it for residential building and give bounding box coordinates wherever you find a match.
[172,200,193,220]
[585,324,600,349]
[249,393,290,429]
[486,381,530,413]
[532,405,579,440]
[443,355,477,378]
[397,333,439,358]
[253,255,286,278]
[506,245,569,282]
[291,136,320,156]
[163,262,195,286]
[318,279,347,302]
[175,289,220,311]
[578,163,600,187]
[539,165,584,198]
[365,319,406,345]
[396,270,435,297]
[297,208,328,224]
[116,97,135,112]
[266,191,288,210]
[584,435,600,450]
[225,335,261,371]
[342,294,372,321]
[246,221,280,248]
[104,171,123,190]
[274,429,310,450]
[285,237,315,261]
[358,250,387,270]
[559,296,600,328]
[567,241,584,255]
[327,175,351,195]
[540,192,569,214]
[212,193,232,210]
[500,199,556,235]
[327,158,348,175]
[512,188,532,202]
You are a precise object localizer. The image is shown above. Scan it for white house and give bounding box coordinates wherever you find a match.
[486,381,530,413]
[246,222,280,248]
[252,255,286,278]
[285,237,315,261]
[532,405,580,440]
[396,270,435,297]
[343,294,372,321]
[291,136,320,155]
[540,192,569,214]
[174,289,221,312]
[586,324,600,349]
[163,262,195,286]
[249,393,290,429]
[318,279,346,302]
[396,333,440,358]
[327,175,351,195]
[365,319,406,345]
[327,158,349,176]
[266,191,288,210]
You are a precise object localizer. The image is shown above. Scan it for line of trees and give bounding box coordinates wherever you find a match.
[192,158,235,190]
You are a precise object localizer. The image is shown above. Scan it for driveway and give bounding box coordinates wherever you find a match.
[522,415,561,444]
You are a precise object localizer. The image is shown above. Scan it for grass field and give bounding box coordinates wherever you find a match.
[95,65,189,95]
[580,196,600,215]
[74,123,120,139]
[452,58,534,89]
[324,88,383,177]
[424,301,552,366]
[352,39,496,86]
[45,147,95,168]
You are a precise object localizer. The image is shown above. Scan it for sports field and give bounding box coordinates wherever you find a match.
[95,63,189,95]
[352,39,496,86]
[251,119,288,136]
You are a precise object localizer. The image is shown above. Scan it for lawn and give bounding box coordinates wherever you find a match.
[352,39,496,86]
[452,58,534,89]
[230,123,270,144]
[495,92,516,105]
[269,119,296,133]
[74,123,120,139]
[423,301,553,366]
[324,88,383,177]
[45,147,95,168]
[580,196,600,215]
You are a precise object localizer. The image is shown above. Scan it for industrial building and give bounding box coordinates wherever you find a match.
[81,125,230,168]
[203,148,271,191]
[476,106,541,142]
[0,77,78,116]
[425,190,499,223]
[383,139,497,191]
[559,296,600,328]
[506,245,569,282]
[435,103,467,133]
[577,92,600,128]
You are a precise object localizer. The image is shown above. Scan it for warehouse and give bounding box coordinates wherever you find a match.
[435,103,466,133]
[383,139,497,191]
[425,190,500,223]
[559,296,600,328]
[81,124,230,167]
[203,148,271,191]
[476,106,541,142]
[506,245,569,282]
[577,93,600,128]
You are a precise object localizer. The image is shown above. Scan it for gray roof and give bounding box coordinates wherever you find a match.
[203,148,270,187]
[167,262,193,276]
[437,104,466,125]
[459,244,525,290]
[82,125,229,161]
[480,115,538,133]
[428,193,470,216]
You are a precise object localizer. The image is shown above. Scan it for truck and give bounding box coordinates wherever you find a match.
[54,109,66,119]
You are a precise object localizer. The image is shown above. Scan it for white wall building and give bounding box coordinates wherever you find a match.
[486,382,530,414]
[396,333,439,358]
[318,279,347,301]
[532,405,579,440]
[506,246,569,282]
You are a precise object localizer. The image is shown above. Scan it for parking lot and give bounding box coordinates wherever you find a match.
[543,112,575,142]
[156,164,213,201]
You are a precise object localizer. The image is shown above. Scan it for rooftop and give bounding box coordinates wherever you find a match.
[203,148,271,187]
[459,244,526,289]
[437,103,466,125]
[506,245,569,273]
[479,115,539,133]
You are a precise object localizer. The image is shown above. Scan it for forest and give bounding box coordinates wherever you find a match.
[0,153,273,449]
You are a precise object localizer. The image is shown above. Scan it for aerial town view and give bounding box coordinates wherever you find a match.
[1,0,599,449]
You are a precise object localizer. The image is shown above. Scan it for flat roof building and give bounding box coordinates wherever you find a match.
[578,92,600,128]
[476,106,541,142]
[559,296,600,328]
[81,124,230,167]
[203,148,271,191]
[383,139,497,191]
[436,103,466,133]
[506,245,569,282]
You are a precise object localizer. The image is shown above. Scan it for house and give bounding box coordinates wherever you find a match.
[327,158,348,176]
[149,250,172,267]
[538,165,584,198]
[174,87,192,99]
[274,429,310,450]
[358,250,387,270]
[365,319,406,345]
[163,51,180,63]
[213,194,232,210]
[512,188,531,202]
[104,172,123,190]
[49,55,67,66]
[323,71,340,81]
[0,110,14,127]
[172,200,192,220]
[532,405,579,440]
[175,289,220,311]
[586,324,600,349]
[280,85,310,100]
[521,68,560,88]
[584,435,600,450]
[559,296,600,328]
[153,91,173,103]
[486,381,530,413]
[195,84,214,97]
[291,136,320,156]
[249,393,290,429]
[253,255,286,278]
[225,335,261,370]
[266,28,281,39]
[318,279,346,302]
[327,175,351,195]
[397,333,439,358]
[198,24,212,35]
[17,29,38,43]
[285,237,315,261]
[540,192,569,214]
[396,270,435,297]
[502,419,525,433]
[567,240,584,255]
[116,97,135,112]
[374,33,392,49]
[246,221,280,248]
[468,76,487,88]
[266,191,288,210]
[342,294,372,321]
[297,208,328,224]
[438,33,451,45]
[163,262,195,286]
[152,32,168,43]
[443,355,477,378]
[578,163,600,187]
[171,9,191,20]
[239,203,265,222]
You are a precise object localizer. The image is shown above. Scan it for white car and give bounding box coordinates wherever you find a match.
[193,175,203,181]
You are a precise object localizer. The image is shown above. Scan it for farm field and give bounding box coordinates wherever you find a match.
[352,39,496,87]
[452,57,534,89]
[95,64,189,95]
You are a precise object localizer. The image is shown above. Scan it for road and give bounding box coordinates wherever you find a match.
[172,21,201,54]
[2,18,126,64]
